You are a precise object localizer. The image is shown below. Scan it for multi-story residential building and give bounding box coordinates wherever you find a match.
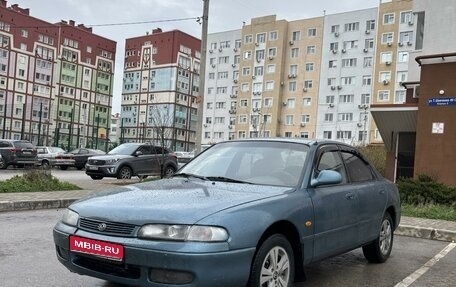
[316,8,378,145]
[203,29,242,143]
[370,0,414,143]
[109,113,120,144]
[0,1,116,151]
[120,28,200,152]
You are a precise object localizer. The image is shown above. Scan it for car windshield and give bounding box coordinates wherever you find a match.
[178,141,309,187]
[108,144,139,155]
[50,147,66,154]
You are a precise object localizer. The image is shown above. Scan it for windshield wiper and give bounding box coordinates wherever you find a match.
[172,173,209,181]
[205,176,253,184]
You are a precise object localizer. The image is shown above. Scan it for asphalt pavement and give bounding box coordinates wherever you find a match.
[0,188,455,243]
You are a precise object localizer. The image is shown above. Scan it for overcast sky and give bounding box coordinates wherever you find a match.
[15,0,379,113]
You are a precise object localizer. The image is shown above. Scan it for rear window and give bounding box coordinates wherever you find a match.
[13,141,34,149]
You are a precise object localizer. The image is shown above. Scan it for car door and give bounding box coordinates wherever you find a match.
[134,145,155,174]
[150,146,166,174]
[308,144,360,261]
[339,148,387,244]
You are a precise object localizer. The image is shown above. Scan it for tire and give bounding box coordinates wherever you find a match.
[164,166,176,177]
[363,213,394,263]
[0,157,7,169]
[117,166,132,179]
[60,165,68,170]
[138,175,148,180]
[248,234,295,287]
[90,175,103,180]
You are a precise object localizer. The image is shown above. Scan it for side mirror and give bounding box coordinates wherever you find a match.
[311,170,342,187]
[135,150,143,156]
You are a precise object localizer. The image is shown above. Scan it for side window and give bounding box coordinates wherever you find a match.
[316,151,347,184]
[0,141,9,147]
[138,145,152,155]
[341,151,374,182]
[151,146,164,155]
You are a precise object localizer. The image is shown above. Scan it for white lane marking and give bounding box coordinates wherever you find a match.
[394,242,456,287]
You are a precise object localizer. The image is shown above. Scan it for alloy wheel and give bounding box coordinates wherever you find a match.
[260,246,291,287]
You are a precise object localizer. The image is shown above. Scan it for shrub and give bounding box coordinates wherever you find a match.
[397,175,456,206]
[0,169,81,193]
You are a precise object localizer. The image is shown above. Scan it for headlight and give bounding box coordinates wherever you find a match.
[105,158,120,164]
[138,224,228,242]
[61,209,79,226]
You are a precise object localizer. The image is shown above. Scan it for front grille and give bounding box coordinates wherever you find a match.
[79,218,136,236]
[88,159,106,165]
[73,255,141,279]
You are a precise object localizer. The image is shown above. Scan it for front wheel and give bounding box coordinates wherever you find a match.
[117,166,132,179]
[163,166,176,177]
[59,165,68,170]
[363,213,394,263]
[248,234,295,287]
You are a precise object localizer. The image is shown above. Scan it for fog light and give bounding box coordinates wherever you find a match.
[149,268,194,284]
[56,246,69,260]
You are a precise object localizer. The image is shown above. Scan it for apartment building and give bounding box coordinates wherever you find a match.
[0,1,116,151]
[316,8,378,145]
[120,29,201,152]
[371,0,456,185]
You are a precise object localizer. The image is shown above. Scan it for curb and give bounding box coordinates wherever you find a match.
[0,199,78,212]
[396,225,456,242]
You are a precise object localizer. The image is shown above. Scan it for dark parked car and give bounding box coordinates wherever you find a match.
[37,146,75,170]
[68,148,106,170]
[0,139,37,169]
[54,139,401,287]
[175,151,194,168]
[85,143,178,180]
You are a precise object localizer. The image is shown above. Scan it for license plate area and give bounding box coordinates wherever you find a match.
[87,166,98,170]
[70,236,124,261]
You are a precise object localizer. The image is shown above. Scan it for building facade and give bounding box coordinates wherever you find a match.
[120,29,201,152]
[0,1,116,151]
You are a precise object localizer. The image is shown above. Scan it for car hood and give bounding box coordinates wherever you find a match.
[89,154,132,160]
[71,178,292,225]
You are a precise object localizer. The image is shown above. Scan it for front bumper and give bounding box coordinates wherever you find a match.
[53,223,255,287]
[85,164,118,178]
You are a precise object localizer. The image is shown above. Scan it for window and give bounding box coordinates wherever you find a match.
[302,97,311,106]
[242,67,251,76]
[379,72,391,82]
[323,131,332,139]
[305,63,314,71]
[397,71,408,83]
[341,77,355,86]
[395,90,406,104]
[378,91,390,101]
[209,73,215,80]
[268,47,277,57]
[285,115,294,125]
[344,22,359,32]
[341,152,374,182]
[254,66,264,76]
[384,13,395,24]
[284,132,292,138]
[218,56,229,64]
[291,48,299,58]
[306,46,316,54]
[264,98,273,107]
[220,40,230,48]
[292,31,301,41]
[239,115,248,123]
[365,38,374,49]
[361,93,371,105]
[324,113,333,122]
[304,80,313,89]
[255,50,265,61]
[301,114,310,123]
[343,40,358,49]
[256,33,266,43]
[380,52,393,63]
[329,60,337,68]
[269,31,278,41]
[362,75,372,86]
[317,151,347,184]
[287,98,296,108]
[289,64,298,75]
[21,29,28,38]
[243,51,252,60]
[240,100,248,107]
[337,131,352,140]
[342,58,357,68]
[205,117,212,124]
[338,113,353,121]
[363,57,373,67]
[241,83,249,92]
[267,65,275,74]
[400,11,413,24]
[326,95,335,104]
[330,42,339,51]
[308,28,317,37]
[398,51,409,63]
[327,78,336,86]
[331,25,340,33]
[218,72,228,79]
[238,131,246,138]
[399,31,413,43]
[382,33,394,44]
[245,35,253,44]
[366,20,376,31]
[339,94,354,103]
[265,81,274,90]
[288,82,297,92]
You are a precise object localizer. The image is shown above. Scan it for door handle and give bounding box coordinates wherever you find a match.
[345,192,356,200]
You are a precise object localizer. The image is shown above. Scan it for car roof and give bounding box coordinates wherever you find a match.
[215,138,349,147]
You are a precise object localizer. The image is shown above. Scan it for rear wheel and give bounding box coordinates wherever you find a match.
[60,165,68,170]
[164,166,176,177]
[41,160,50,169]
[90,175,103,180]
[248,234,294,287]
[0,157,7,169]
[117,166,132,179]
[363,213,394,263]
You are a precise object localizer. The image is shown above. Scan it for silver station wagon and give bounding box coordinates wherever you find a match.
[54,139,401,287]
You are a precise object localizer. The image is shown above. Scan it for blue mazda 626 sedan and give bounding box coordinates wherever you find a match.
[53,139,401,287]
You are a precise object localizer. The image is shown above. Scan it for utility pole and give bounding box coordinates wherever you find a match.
[195,0,209,154]
[37,103,43,146]
[20,103,26,140]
